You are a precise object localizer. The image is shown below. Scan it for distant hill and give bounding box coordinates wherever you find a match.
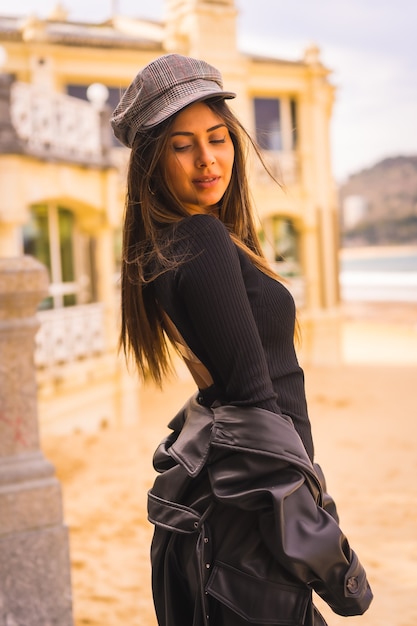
[339,155,417,246]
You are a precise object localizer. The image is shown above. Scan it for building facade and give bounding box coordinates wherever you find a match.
[0,0,340,432]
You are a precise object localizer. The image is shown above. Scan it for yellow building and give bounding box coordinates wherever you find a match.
[0,0,340,433]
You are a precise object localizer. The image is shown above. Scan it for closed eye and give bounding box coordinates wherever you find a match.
[172,144,192,152]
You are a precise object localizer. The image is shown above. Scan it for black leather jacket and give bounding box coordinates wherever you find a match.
[148,396,373,626]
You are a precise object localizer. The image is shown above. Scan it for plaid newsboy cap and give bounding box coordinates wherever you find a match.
[110,53,236,148]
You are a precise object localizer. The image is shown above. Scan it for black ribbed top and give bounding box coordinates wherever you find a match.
[153,214,314,459]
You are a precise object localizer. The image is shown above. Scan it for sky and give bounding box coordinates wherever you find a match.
[0,0,416,183]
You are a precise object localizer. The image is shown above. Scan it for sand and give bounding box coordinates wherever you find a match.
[42,302,417,626]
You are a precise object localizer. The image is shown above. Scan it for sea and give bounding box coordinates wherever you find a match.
[339,247,417,303]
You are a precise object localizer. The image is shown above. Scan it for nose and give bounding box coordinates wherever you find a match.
[196,144,215,168]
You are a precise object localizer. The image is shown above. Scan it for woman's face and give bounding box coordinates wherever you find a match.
[163,101,235,215]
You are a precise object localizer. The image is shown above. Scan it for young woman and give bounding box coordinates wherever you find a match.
[111,53,372,626]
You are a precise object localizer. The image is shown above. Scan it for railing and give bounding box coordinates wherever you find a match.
[10,81,109,164]
[253,150,300,186]
[35,303,106,369]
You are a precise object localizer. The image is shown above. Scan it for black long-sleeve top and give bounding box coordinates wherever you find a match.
[153,213,314,460]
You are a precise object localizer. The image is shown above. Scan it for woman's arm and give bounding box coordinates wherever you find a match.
[173,214,281,413]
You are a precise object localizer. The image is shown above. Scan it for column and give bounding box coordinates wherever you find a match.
[0,256,73,626]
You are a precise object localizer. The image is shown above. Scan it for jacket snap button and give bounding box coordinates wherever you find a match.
[346,576,359,593]
[193,521,199,528]
[205,563,210,569]
[204,537,209,543]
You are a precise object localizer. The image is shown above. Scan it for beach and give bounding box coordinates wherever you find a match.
[42,301,417,626]
[339,246,417,303]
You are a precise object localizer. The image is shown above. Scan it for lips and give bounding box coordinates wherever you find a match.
[192,176,220,188]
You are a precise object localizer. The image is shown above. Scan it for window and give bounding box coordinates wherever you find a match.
[261,216,300,277]
[290,98,298,149]
[254,97,282,151]
[272,217,299,264]
[23,204,96,309]
[253,96,299,152]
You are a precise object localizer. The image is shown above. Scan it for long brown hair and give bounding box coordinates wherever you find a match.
[120,98,280,385]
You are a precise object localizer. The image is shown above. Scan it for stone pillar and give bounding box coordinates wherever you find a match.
[0,256,73,626]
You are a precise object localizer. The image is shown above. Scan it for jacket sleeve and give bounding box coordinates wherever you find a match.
[314,462,340,522]
[208,407,373,617]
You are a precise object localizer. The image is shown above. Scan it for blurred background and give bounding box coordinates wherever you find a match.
[0,1,416,625]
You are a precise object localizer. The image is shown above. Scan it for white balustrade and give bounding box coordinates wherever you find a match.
[10,81,104,162]
[35,303,106,368]
[254,150,299,186]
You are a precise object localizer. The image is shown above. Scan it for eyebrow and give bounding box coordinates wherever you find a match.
[170,123,226,137]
